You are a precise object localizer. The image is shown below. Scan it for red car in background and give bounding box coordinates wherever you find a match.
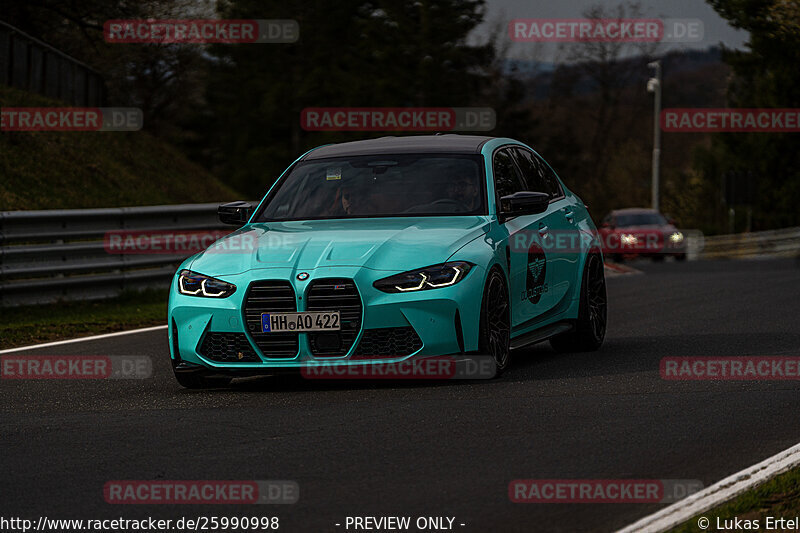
[599,208,687,262]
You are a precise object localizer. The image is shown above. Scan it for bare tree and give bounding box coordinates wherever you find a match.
[552,1,660,210]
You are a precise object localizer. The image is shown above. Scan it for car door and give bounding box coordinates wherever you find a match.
[493,147,557,330]
[510,148,579,311]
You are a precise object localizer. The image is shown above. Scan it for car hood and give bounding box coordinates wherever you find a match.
[188,216,490,276]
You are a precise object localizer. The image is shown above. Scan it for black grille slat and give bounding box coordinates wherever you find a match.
[242,340,296,346]
[306,295,359,303]
[198,332,260,363]
[243,281,299,358]
[306,278,363,357]
[353,327,423,358]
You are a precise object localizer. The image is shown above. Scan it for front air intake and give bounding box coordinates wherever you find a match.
[353,327,423,358]
[198,332,260,363]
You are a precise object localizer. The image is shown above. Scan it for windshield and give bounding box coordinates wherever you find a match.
[615,212,667,227]
[256,154,486,221]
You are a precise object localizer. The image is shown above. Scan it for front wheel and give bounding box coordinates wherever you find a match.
[479,269,511,375]
[550,254,607,353]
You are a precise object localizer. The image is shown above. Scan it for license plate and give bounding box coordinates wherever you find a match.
[261,311,341,333]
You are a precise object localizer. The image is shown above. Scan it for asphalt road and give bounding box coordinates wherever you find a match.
[2,258,800,533]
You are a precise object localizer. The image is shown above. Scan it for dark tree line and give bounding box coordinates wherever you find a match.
[4,0,799,232]
[698,0,800,230]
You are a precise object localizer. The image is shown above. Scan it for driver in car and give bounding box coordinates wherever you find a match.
[323,183,356,216]
[445,172,480,211]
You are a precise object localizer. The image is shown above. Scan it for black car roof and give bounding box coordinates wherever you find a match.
[302,134,495,160]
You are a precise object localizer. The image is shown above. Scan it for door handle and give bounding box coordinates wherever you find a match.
[538,224,550,237]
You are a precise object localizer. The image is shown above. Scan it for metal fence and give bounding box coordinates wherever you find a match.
[0,20,105,106]
[0,204,227,306]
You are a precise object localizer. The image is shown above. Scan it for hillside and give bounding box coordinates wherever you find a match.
[0,85,240,210]
[518,48,727,102]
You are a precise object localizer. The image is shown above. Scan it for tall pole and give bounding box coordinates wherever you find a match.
[648,61,661,212]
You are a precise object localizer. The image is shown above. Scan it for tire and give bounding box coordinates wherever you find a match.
[478,268,511,375]
[652,255,665,262]
[173,370,232,389]
[612,254,624,263]
[675,253,687,262]
[550,254,607,353]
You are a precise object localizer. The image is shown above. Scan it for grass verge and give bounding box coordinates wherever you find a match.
[0,84,240,209]
[0,290,167,350]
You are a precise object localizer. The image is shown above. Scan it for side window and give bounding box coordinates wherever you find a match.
[493,149,525,212]
[532,153,564,199]
[510,148,548,194]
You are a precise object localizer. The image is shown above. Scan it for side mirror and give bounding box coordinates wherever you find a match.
[218,201,254,226]
[500,191,550,217]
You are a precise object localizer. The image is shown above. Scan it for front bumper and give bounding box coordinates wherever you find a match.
[603,234,687,256]
[168,265,486,371]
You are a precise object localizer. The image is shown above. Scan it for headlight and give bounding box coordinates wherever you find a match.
[178,270,236,298]
[373,262,473,293]
[620,234,639,245]
[669,231,684,243]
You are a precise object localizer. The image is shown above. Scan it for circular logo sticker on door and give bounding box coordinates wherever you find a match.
[523,243,547,304]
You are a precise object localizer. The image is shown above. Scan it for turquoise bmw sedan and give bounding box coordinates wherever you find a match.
[168,135,606,388]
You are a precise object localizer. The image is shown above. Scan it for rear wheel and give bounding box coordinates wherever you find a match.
[550,254,607,353]
[479,269,511,375]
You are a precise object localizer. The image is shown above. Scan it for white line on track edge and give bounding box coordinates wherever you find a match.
[0,325,168,354]
[616,441,800,533]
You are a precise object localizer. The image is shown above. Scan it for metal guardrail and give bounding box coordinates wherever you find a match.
[700,226,800,260]
[1,203,798,307]
[0,203,227,306]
